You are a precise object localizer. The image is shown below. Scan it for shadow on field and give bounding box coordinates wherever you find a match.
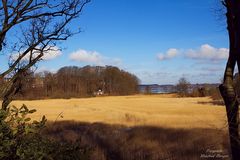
[197,100,225,106]
[43,121,230,160]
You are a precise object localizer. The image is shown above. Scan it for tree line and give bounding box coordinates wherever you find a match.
[175,77,222,99]
[175,74,240,100]
[0,65,139,99]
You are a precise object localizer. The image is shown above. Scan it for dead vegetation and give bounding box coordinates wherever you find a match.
[11,95,227,129]
[9,95,230,159]
[43,121,230,160]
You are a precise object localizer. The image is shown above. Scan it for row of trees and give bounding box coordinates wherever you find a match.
[175,77,222,98]
[3,65,139,99]
[176,74,240,100]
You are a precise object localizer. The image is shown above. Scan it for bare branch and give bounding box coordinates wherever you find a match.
[0,0,90,52]
[0,0,90,109]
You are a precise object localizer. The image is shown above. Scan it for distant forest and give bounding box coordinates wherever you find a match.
[1,66,139,99]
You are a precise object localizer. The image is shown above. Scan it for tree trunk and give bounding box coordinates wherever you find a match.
[219,84,240,159]
[1,71,24,110]
[220,1,240,159]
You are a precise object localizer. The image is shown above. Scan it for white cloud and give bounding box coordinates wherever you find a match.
[200,66,224,72]
[157,48,179,61]
[185,44,229,60]
[42,46,62,60]
[69,49,122,66]
[135,70,190,84]
[69,49,102,64]
[11,46,62,61]
[156,44,229,62]
[35,66,57,73]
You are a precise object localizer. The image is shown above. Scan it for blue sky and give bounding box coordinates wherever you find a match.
[1,0,230,84]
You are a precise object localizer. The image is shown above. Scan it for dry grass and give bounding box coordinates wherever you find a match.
[43,121,230,160]
[9,94,230,159]
[11,94,227,129]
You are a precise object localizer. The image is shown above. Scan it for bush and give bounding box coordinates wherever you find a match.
[0,104,46,159]
[0,105,91,160]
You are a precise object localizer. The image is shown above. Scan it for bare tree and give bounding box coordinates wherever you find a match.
[219,0,240,159]
[0,0,90,110]
[176,77,190,97]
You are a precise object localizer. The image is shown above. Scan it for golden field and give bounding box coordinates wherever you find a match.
[11,94,227,129]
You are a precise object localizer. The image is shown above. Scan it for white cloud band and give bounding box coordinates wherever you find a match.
[11,46,62,62]
[69,49,122,66]
[185,44,229,60]
[157,48,179,61]
[156,44,229,61]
